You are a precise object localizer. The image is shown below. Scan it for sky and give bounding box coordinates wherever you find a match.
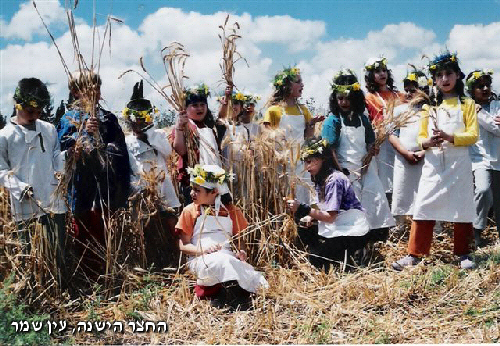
[1,0,500,117]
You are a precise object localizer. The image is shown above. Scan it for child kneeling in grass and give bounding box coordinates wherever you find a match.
[176,164,268,310]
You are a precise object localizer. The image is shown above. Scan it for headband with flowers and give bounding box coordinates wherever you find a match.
[13,86,50,110]
[184,83,210,100]
[244,93,261,105]
[331,69,361,95]
[273,67,300,89]
[122,107,159,123]
[232,91,246,103]
[301,138,328,160]
[466,69,494,91]
[404,71,432,88]
[428,52,458,73]
[188,164,234,187]
[364,57,388,71]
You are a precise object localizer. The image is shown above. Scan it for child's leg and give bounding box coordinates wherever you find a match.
[472,168,493,234]
[407,220,435,257]
[453,222,473,256]
[490,170,500,235]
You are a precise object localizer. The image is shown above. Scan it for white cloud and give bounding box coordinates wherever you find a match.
[1,0,67,41]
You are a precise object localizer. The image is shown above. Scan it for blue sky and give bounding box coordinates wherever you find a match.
[1,0,500,115]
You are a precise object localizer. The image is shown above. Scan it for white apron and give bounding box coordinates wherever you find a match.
[336,116,395,229]
[187,209,268,293]
[278,107,311,204]
[374,93,395,193]
[391,105,423,216]
[194,120,221,166]
[413,99,475,222]
[318,208,370,238]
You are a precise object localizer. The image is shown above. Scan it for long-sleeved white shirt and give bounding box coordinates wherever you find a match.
[470,100,500,171]
[0,118,66,221]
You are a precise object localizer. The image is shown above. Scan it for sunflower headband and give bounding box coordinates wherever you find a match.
[466,69,494,91]
[188,164,234,187]
[428,52,458,72]
[232,91,246,102]
[184,83,210,100]
[405,72,432,88]
[301,138,328,160]
[13,86,50,110]
[365,58,388,71]
[273,67,300,88]
[122,107,159,123]
[331,69,360,95]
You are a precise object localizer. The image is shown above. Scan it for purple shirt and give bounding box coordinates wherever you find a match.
[315,171,363,212]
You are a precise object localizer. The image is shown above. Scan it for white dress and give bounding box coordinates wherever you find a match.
[391,104,424,216]
[336,115,395,229]
[187,208,268,293]
[126,128,180,208]
[413,99,475,222]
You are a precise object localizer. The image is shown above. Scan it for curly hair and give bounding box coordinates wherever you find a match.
[365,67,397,94]
[329,73,366,115]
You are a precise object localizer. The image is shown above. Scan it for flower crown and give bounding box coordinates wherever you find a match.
[301,138,328,160]
[428,52,458,72]
[122,107,159,123]
[187,164,234,186]
[184,83,210,100]
[232,91,246,102]
[244,93,261,105]
[273,67,300,88]
[404,71,432,88]
[466,69,494,91]
[365,57,387,71]
[331,69,360,95]
[13,86,50,110]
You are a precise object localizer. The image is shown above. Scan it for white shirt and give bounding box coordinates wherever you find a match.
[470,100,500,171]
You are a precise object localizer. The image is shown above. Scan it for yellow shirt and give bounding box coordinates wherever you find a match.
[263,104,312,129]
[418,97,478,148]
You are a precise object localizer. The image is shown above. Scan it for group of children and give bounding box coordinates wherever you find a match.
[1,49,499,309]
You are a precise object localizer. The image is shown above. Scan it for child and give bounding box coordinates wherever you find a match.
[466,69,500,247]
[57,70,131,265]
[392,52,478,270]
[176,164,268,310]
[263,67,322,204]
[172,84,222,204]
[364,57,404,199]
[284,137,370,271]
[389,69,431,218]
[0,78,66,267]
[243,93,262,137]
[322,69,395,241]
[123,81,181,267]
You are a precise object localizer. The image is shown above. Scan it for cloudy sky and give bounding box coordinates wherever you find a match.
[1,0,500,118]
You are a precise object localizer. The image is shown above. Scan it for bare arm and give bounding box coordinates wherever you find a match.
[172,111,188,157]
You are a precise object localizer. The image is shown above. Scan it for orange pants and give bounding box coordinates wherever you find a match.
[408,220,473,257]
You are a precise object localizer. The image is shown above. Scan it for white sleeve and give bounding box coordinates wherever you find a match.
[146,128,172,157]
[0,133,29,200]
[477,107,500,137]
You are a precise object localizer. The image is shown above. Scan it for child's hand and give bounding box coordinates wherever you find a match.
[432,129,453,143]
[203,244,222,255]
[85,117,99,134]
[494,116,500,126]
[283,198,300,212]
[422,134,444,148]
[403,150,419,164]
[414,150,425,161]
[311,115,325,124]
[236,250,247,262]
[176,110,188,129]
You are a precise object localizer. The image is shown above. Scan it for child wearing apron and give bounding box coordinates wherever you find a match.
[176,164,268,310]
[285,137,370,271]
[392,52,478,271]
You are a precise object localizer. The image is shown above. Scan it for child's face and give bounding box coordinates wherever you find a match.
[305,157,323,176]
[245,103,255,116]
[404,83,418,101]
[435,68,458,94]
[232,103,242,118]
[186,102,208,122]
[473,76,492,105]
[290,75,304,98]
[336,94,351,112]
[190,184,217,205]
[16,105,42,125]
[374,67,388,86]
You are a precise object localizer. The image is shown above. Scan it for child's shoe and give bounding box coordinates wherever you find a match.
[459,255,476,270]
[392,255,421,271]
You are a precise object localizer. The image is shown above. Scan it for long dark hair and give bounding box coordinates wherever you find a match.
[430,61,466,106]
[185,93,216,128]
[365,67,397,94]
[303,136,336,201]
[329,73,366,115]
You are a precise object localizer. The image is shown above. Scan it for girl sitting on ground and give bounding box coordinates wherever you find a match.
[176,164,268,310]
[284,137,370,271]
